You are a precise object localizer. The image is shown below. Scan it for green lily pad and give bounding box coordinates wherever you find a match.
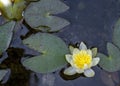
[22,33,69,73]
[113,18,120,48]
[0,0,26,20]
[0,21,15,55]
[98,43,120,72]
[24,0,70,32]
[0,70,9,81]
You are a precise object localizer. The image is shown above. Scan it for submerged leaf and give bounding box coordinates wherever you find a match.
[101,71,120,86]
[98,43,120,72]
[0,21,15,55]
[0,69,9,81]
[22,33,69,73]
[24,0,70,32]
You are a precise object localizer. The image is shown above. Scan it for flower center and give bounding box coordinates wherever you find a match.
[73,50,92,69]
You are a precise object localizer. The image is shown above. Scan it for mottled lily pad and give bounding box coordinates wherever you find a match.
[24,0,70,32]
[113,18,120,48]
[22,33,69,73]
[0,21,15,55]
[0,0,26,20]
[98,43,120,72]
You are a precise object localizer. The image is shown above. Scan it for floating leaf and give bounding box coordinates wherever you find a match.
[24,0,70,32]
[0,21,15,55]
[22,33,69,73]
[98,43,120,72]
[0,69,9,81]
[100,71,119,86]
[113,18,120,48]
[0,0,26,20]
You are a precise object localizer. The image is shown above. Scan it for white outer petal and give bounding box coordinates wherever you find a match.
[87,49,92,56]
[69,46,74,54]
[64,67,76,75]
[92,57,100,66]
[65,54,72,63]
[70,60,75,67]
[83,64,89,70]
[84,69,95,77]
[76,69,84,73]
[79,42,87,50]
[73,48,80,54]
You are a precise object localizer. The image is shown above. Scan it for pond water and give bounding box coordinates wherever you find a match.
[1,0,120,86]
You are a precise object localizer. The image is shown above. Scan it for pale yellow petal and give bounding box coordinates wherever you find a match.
[84,69,95,77]
[64,67,76,75]
[73,48,80,54]
[92,57,100,66]
[69,46,74,54]
[76,69,84,73]
[83,64,89,70]
[87,49,92,56]
[70,60,76,67]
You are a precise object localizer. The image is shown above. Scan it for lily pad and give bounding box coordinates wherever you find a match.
[24,0,70,32]
[0,69,9,81]
[98,43,120,72]
[22,33,69,73]
[0,0,26,20]
[113,18,120,48]
[100,71,119,86]
[0,21,15,55]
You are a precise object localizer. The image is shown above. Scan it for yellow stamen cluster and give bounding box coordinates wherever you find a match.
[73,50,92,69]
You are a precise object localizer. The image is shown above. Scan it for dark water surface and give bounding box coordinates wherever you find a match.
[1,0,120,86]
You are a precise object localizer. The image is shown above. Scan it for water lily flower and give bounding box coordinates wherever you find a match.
[64,42,100,77]
[0,0,12,7]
